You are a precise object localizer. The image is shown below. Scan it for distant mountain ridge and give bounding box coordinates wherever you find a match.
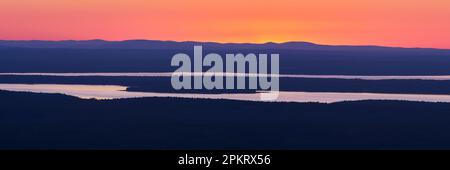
[0,39,448,52]
[1,39,450,75]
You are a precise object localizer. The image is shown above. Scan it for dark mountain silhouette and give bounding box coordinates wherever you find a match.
[2,90,450,149]
[1,40,450,75]
[0,39,449,51]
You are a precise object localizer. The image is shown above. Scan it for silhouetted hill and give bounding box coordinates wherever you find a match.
[2,90,450,149]
[0,39,448,51]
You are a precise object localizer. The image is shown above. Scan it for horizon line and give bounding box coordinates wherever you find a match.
[0,39,449,50]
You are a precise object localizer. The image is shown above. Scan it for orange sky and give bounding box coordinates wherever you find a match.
[0,0,449,48]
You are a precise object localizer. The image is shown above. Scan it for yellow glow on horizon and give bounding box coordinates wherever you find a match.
[0,0,449,48]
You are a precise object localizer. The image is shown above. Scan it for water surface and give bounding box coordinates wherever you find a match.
[2,83,450,103]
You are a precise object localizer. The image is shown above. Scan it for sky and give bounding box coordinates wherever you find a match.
[0,0,449,48]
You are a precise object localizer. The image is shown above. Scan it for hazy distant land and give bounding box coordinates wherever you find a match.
[1,40,450,75]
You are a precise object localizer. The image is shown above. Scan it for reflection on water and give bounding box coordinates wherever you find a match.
[1,83,450,103]
[3,72,450,80]
[0,84,129,100]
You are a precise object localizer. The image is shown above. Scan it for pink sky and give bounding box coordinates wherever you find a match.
[0,0,449,48]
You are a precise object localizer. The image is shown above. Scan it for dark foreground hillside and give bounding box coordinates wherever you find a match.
[1,90,450,149]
